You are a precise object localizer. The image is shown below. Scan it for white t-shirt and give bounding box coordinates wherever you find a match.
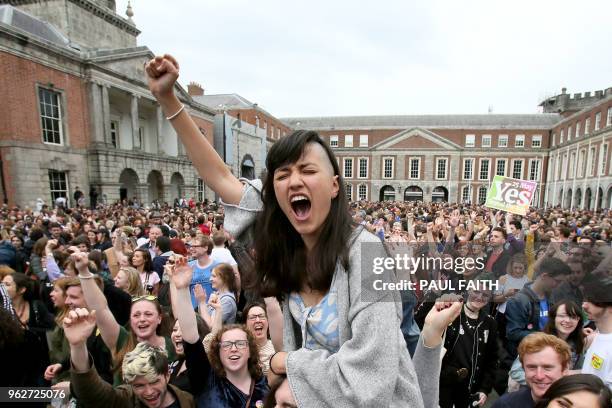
[211,247,238,266]
[140,271,160,292]
[582,331,612,389]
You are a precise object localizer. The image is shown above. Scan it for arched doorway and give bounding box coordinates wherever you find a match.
[379,185,396,201]
[118,168,139,201]
[558,188,563,207]
[147,170,164,203]
[241,155,255,180]
[596,187,604,210]
[565,189,572,208]
[432,186,448,202]
[584,188,592,210]
[607,187,612,209]
[575,188,582,208]
[170,172,185,201]
[404,186,423,202]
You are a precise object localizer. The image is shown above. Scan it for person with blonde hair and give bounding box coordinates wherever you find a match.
[66,309,193,407]
[114,266,146,297]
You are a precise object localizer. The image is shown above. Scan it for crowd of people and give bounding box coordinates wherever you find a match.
[0,54,611,408]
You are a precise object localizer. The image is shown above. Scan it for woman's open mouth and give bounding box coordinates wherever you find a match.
[290,195,311,221]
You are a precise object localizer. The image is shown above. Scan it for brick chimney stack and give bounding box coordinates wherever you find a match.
[188,82,204,96]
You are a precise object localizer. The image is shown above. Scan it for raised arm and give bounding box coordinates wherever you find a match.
[72,253,120,352]
[145,55,243,205]
[167,257,199,344]
[264,296,283,352]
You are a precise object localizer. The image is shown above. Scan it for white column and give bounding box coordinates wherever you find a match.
[102,85,110,144]
[131,95,140,150]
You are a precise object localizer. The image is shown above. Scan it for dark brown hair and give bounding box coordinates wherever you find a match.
[208,324,262,380]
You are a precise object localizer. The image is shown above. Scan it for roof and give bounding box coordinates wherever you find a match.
[193,94,256,111]
[281,113,563,130]
[0,5,77,49]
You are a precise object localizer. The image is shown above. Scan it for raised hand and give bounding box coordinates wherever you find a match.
[145,54,180,100]
[167,256,193,289]
[44,363,62,381]
[63,308,96,347]
[71,252,90,274]
[422,294,463,348]
[208,294,221,311]
[194,284,207,304]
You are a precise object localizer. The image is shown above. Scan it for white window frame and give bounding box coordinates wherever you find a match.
[482,134,492,148]
[382,157,394,179]
[110,120,119,148]
[197,178,204,202]
[409,157,421,180]
[435,158,448,180]
[48,169,69,203]
[561,154,567,180]
[461,185,472,203]
[515,134,525,148]
[577,149,586,178]
[511,159,524,179]
[585,118,590,135]
[479,158,490,181]
[345,183,353,201]
[39,87,64,146]
[463,158,474,181]
[358,184,367,201]
[568,126,572,141]
[595,112,601,131]
[359,134,368,147]
[552,133,556,147]
[560,129,564,144]
[588,146,596,177]
[569,152,576,179]
[357,157,369,179]
[330,135,338,147]
[495,158,507,177]
[343,157,353,179]
[575,122,581,138]
[465,134,475,147]
[498,135,508,147]
[600,143,609,176]
[477,186,488,204]
[532,135,542,148]
[345,134,353,147]
[528,159,541,181]
[607,107,612,127]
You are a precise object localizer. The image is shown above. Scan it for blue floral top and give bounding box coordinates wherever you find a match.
[289,288,340,354]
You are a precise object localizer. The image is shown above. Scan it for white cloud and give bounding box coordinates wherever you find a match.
[117,0,612,117]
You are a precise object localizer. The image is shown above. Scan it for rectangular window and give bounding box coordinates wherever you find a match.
[463,158,474,180]
[607,107,612,127]
[561,154,567,180]
[512,160,523,179]
[515,135,525,147]
[465,134,475,147]
[330,135,338,147]
[595,112,601,131]
[478,187,488,205]
[532,135,542,148]
[498,135,508,147]
[479,159,490,180]
[110,120,119,148]
[496,159,507,176]
[552,134,556,147]
[137,125,144,149]
[482,134,491,147]
[462,186,472,203]
[576,122,581,138]
[560,129,564,144]
[529,159,540,181]
[409,158,420,179]
[601,144,608,175]
[345,184,352,201]
[197,178,204,202]
[436,158,447,180]
[345,135,353,147]
[48,170,68,203]
[343,158,353,178]
[359,134,368,147]
[358,158,368,179]
[383,157,394,179]
[568,126,572,141]
[39,88,63,145]
[589,147,596,176]
[569,152,576,178]
[585,118,590,135]
[358,184,367,200]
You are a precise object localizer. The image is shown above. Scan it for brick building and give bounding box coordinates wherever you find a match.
[0,0,216,208]
[283,88,612,209]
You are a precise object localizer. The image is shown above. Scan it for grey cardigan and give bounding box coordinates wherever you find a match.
[224,179,441,408]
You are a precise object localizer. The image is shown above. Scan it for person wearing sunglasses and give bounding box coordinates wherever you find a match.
[73,252,176,385]
[168,256,269,407]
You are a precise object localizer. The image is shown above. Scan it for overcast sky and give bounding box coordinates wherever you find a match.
[116,0,612,118]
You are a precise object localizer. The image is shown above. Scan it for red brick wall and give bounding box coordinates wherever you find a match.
[0,52,90,148]
[191,116,214,145]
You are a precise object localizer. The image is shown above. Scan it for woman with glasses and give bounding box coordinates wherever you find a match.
[243,301,277,375]
[168,257,269,407]
[72,252,176,385]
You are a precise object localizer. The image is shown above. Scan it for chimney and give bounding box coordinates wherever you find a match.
[561,87,567,94]
[188,82,204,96]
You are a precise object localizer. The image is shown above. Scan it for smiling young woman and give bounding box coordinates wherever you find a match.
[145,54,461,408]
